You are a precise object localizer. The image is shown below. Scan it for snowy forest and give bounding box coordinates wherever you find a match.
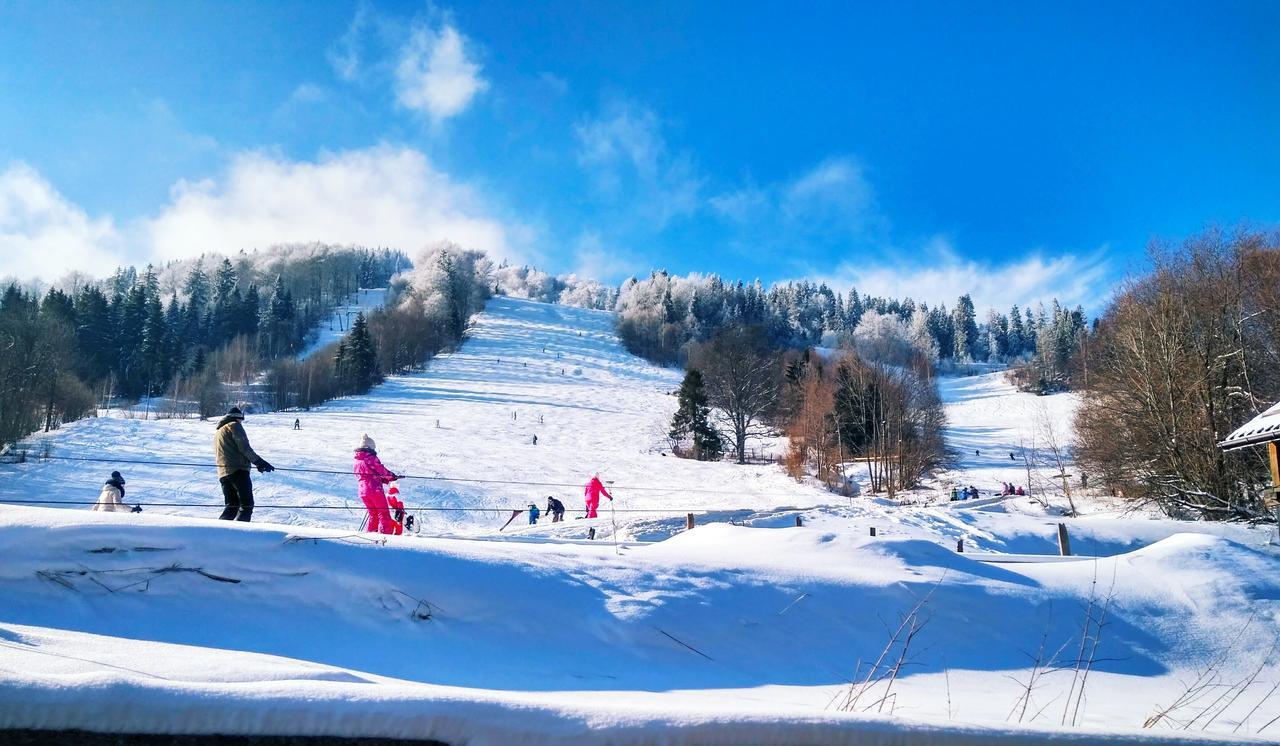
[0,242,493,451]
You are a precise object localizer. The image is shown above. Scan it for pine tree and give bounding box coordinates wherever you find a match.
[73,285,113,382]
[182,262,210,345]
[335,312,380,393]
[669,368,722,460]
[1007,304,1025,357]
[951,294,978,361]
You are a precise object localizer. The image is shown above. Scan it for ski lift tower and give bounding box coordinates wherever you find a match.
[1219,401,1280,515]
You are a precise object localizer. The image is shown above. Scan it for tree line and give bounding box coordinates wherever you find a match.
[0,244,407,451]
[611,271,1088,389]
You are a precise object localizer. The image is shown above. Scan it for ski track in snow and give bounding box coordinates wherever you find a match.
[1,296,1278,743]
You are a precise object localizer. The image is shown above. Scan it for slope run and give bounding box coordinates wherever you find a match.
[1,507,1276,743]
[0,297,830,533]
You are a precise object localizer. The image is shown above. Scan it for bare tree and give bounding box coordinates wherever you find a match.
[691,325,782,465]
[1076,228,1280,520]
[1037,401,1077,515]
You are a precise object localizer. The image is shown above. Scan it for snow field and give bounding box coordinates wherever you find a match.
[1,296,1279,741]
[1,508,1277,742]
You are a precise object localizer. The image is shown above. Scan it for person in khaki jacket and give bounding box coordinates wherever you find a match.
[213,406,274,522]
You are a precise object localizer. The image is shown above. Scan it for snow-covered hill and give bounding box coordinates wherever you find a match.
[2,297,1279,743]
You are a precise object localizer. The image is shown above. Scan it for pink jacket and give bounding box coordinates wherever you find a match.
[584,476,612,503]
[354,449,397,500]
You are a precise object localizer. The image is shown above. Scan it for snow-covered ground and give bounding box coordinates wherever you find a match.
[2,297,1278,742]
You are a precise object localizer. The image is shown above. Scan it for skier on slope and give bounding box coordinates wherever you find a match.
[92,471,138,513]
[386,483,406,536]
[583,473,612,518]
[214,406,274,522]
[546,495,565,522]
[354,434,403,535]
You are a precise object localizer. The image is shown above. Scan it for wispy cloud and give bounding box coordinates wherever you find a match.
[574,101,703,227]
[711,156,882,241]
[327,1,372,82]
[572,231,641,281]
[809,237,1115,313]
[394,20,488,121]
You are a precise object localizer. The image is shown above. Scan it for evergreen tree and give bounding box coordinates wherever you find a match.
[214,258,236,303]
[669,368,722,460]
[1007,304,1025,357]
[73,285,113,382]
[951,294,978,361]
[182,262,211,345]
[335,312,380,392]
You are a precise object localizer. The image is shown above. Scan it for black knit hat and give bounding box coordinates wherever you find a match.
[227,406,244,418]
[110,471,124,484]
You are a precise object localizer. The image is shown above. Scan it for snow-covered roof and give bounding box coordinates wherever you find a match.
[1220,400,1280,451]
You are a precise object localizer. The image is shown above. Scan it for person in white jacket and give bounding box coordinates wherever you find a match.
[93,471,137,513]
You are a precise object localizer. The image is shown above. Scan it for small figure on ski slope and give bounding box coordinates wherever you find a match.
[354,434,403,535]
[293,418,301,430]
[546,495,565,522]
[528,503,540,525]
[213,406,274,522]
[386,483,406,536]
[583,473,612,518]
[92,471,138,513]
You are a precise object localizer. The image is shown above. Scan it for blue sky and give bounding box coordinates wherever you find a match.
[2,0,1277,311]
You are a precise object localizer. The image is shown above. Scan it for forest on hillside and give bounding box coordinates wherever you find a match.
[0,242,492,452]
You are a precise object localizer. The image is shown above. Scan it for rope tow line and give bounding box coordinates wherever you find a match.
[0,498,823,514]
[13,453,817,499]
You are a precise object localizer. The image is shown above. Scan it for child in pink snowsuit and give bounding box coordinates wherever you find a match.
[354,434,401,534]
[583,473,612,518]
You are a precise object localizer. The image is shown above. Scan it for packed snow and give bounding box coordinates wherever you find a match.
[2,297,1278,743]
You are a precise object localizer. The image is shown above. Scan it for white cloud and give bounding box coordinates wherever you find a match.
[145,146,524,263]
[327,1,372,82]
[712,156,879,238]
[815,241,1115,314]
[782,157,874,226]
[0,147,530,282]
[572,232,641,281]
[0,163,126,281]
[395,22,488,121]
[574,102,703,226]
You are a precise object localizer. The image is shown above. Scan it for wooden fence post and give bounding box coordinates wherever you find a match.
[1057,523,1072,556]
[686,513,695,530]
[870,527,877,537]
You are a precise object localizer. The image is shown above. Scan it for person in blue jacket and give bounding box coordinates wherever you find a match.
[528,503,541,525]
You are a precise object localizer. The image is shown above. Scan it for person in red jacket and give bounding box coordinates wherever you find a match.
[583,473,612,518]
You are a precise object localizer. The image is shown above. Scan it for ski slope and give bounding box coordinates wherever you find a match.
[2,297,1279,742]
[1,297,825,536]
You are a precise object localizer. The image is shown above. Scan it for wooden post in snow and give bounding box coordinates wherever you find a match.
[1057,523,1072,556]
[686,513,695,530]
[870,526,877,537]
[795,516,803,527]
[956,539,964,553]
[1269,442,1280,492]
